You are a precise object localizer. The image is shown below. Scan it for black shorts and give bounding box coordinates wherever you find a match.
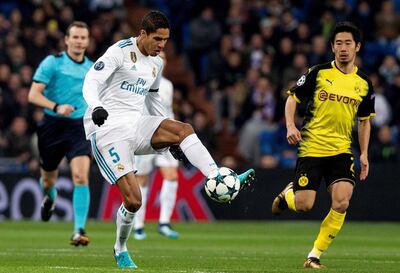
[37,114,91,171]
[293,153,355,192]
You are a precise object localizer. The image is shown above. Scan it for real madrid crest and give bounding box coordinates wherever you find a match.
[130,52,137,63]
[117,163,125,171]
[152,67,156,78]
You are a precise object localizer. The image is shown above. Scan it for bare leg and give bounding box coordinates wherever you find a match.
[132,174,149,239]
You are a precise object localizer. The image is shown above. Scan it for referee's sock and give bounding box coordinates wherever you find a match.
[73,185,90,232]
[39,177,57,201]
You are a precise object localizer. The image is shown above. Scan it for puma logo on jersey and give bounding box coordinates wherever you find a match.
[326,79,333,85]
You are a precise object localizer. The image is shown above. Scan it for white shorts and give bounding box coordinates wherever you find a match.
[90,115,167,184]
[135,152,179,176]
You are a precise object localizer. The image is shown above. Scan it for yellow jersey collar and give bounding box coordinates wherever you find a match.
[331,60,358,75]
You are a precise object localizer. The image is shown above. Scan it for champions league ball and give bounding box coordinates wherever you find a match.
[204,167,241,203]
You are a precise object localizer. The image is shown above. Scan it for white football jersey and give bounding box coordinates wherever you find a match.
[83,37,167,142]
[143,76,174,119]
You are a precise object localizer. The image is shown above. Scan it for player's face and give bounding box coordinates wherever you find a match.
[331,32,360,65]
[142,28,169,56]
[65,26,90,56]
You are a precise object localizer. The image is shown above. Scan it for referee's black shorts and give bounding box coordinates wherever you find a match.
[293,153,356,192]
[37,114,91,171]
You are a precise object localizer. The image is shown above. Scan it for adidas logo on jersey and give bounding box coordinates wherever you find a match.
[130,65,137,71]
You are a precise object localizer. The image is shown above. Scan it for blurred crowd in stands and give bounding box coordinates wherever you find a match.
[0,0,400,172]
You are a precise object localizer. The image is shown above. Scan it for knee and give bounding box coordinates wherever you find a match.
[295,199,314,213]
[42,177,56,186]
[331,199,349,213]
[124,195,142,213]
[71,172,88,185]
[178,123,195,141]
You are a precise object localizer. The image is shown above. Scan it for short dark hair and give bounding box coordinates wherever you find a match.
[66,21,89,36]
[329,21,362,45]
[141,10,170,34]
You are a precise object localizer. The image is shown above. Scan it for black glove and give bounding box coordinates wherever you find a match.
[92,106,108,126]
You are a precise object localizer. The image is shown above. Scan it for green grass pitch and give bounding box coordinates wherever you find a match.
[0,221,399,272]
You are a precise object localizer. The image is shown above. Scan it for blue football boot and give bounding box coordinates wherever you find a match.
[133,228,147,240]
[113,249,137,269]
[237,168,255,190]
[158,224,180,239]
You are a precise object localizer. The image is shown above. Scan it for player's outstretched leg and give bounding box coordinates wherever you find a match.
[237,168,255,190]
[158,223,179,239]
[113,249,138,269]
[179,134,218,176]
[303,257,326,269]
[70,228,90,246]
[271,182,293,215]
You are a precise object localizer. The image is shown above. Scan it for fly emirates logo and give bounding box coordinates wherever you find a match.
[120,78,148,96]
[318,90,360,106]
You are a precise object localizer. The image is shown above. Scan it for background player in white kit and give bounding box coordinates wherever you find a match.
[82,11,255,269]
[133,52,180,240]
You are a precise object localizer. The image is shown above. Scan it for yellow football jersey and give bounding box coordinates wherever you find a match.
[288,61,375,157]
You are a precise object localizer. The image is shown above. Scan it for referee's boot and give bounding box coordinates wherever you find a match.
[271,182,293,215]
[41,196,55,222]
[70,228,90,246]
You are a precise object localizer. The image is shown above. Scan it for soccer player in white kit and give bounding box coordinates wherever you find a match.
[133,52,180,240]
[83,11,255,269]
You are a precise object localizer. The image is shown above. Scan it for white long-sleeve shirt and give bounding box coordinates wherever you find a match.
[83,37,167,142]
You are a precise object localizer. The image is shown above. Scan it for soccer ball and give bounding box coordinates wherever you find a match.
[204,167,241,203]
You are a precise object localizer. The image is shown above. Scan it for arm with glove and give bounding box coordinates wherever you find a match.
[82,46,123,126]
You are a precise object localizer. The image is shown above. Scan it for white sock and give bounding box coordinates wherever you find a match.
[159,179,178,224]
[307,249,321,259]
[133,186,148,230]
[179,134,217,176]
[114,204,135,255]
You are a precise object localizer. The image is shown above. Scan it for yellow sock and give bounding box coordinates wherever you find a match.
[309,208,346,258]
[285,189,297,212]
